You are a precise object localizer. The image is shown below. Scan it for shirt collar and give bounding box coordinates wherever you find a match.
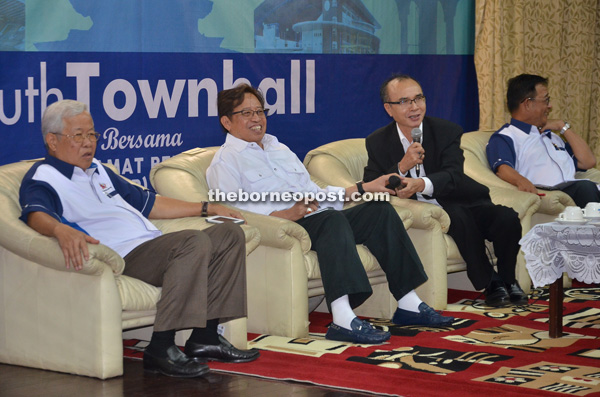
[510,118,543,135]
[224,133,279,151]
[43,155,99,179]
[395,122,424,145]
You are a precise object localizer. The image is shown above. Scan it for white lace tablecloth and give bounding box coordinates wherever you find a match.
[519,222,600,288]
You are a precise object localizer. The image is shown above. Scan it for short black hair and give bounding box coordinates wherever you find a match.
[217,83,265,132]
[506,74,548,113]
[379,74,421,103]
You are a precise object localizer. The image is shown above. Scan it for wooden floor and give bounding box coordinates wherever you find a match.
[0,359,370,396]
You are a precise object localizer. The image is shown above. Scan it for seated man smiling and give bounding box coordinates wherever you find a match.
[19,99,259,378]
[206,84,455,345]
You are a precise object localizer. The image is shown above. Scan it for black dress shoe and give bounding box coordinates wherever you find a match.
[506,281,528,305]
[185,335,260,363]
[484,280,510,307]
[143,345,209,378]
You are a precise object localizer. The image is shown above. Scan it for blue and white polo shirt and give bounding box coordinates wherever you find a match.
[486,118,578,186]
[20,156,161,257]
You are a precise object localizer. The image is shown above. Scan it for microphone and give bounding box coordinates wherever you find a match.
[411,128,423,175]
[385,175,402,190]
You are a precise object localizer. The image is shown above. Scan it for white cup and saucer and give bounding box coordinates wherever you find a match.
[555,206,588,225]
[583,202,600,224]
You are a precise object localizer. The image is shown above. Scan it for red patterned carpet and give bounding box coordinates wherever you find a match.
[124,287,600,396]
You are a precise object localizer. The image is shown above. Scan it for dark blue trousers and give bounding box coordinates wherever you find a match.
[562,180,600,208]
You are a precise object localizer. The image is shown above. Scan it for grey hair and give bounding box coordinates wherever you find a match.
[41,100,90,149]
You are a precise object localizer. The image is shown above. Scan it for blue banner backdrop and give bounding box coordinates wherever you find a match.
[0,52,478,186]
[0,52,479,186]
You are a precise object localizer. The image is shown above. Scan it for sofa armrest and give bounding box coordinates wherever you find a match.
[150,217,213,233]
[150,217,262,255]
[465,161,574,216]
[388,197,450,232]
[151,161,312,254]
[488,186,541,220]
[241,211,312,254]
[0,208,125,276]
[536,190,574,215]
[153,207,311,256]
[31,235,124,276]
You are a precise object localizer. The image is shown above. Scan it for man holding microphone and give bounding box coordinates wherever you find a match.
[364,74,526,307]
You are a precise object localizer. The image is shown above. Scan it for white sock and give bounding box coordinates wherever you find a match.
[331,295,356,330]
[397,290,422,313]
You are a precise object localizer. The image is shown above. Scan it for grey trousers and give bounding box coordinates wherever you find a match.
[123,223,247,332]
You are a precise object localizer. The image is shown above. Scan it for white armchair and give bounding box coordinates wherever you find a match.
[0,160,261,379]
[150,147,414,339]
[303,138,539,305]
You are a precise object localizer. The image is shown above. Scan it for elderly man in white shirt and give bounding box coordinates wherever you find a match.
[207,84,455,345]
[21,100,259,379]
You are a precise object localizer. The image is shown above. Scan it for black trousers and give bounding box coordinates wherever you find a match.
[444,202,521,290]
[296,201,428,310]
[562,180,600,208]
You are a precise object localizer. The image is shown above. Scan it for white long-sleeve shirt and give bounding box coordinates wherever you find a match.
[395,122,440,206]
[206,133,345,215]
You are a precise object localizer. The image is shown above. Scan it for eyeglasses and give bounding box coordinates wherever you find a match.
[386,95,426,107]
[52,132,100,143]
[230,108,269,119]
[524,96,551,105]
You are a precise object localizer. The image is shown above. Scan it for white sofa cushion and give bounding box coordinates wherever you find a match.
[115,275,161,311]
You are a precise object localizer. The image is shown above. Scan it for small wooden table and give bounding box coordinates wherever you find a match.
[520,222,600,338]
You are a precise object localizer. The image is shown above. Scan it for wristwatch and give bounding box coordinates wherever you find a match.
[560,122,571,135]
[356,182,365,195]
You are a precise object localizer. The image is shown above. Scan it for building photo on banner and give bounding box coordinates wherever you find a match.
[0,0,477,186]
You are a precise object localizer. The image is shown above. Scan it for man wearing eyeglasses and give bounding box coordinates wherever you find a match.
[486,73,599,207]
[363,74,526,308]
[19,99,259,378]
[207,83,455,345]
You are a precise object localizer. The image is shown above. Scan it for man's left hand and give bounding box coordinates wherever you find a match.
[394,177,425,199]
